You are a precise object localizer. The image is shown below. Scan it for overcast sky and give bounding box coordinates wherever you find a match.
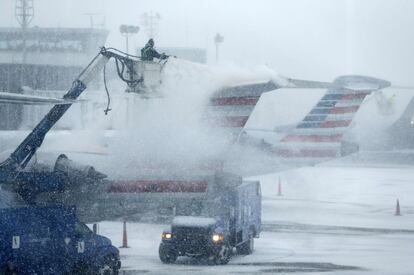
[1,0,414,84]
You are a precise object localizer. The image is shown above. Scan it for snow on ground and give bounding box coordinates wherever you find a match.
[256,162,414,230]
[97,155,414,274]
[99,221,414,275]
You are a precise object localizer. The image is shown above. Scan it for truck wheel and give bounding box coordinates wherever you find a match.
[98,255,120,275]
[159,244,178,264]
[214,243,232,265]
[237,238,254,255]
[72,264,93,275]
[0,263,17,275]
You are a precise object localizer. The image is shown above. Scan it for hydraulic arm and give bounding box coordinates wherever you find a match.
[0,47,144,172]
[0,47,152,201]
[0,49,109,171]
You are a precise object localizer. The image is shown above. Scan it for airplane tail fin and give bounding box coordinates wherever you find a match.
[202,77,332,140]
[273,75,391,159]
[203,81,279,138]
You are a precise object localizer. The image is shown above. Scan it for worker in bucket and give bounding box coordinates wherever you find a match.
[141,38,168,61]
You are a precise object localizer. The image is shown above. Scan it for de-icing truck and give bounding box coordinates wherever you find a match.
[0,47,167,274]
[159,173,262,265]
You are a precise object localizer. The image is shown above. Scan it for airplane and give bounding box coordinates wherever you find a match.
[0,47,398,222]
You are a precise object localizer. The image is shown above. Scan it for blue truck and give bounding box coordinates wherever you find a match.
[0,206,120,275]
[159,173,261,264]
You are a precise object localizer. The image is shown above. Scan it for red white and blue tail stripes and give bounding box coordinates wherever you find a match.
[203,81,279,137]
[274,75,391,158]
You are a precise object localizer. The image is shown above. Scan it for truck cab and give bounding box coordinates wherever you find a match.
[72,221,121,275]
[0,206,120,274]
[159,173,261,265]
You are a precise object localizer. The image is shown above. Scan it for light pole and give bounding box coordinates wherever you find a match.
[214,33,224,63]
[141,12,161,39]
[84,13,105,29]
[119,25,140,55]
[15,0,34,64]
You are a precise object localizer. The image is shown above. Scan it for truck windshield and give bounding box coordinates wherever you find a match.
[75,222,92,236]
[201,195,231,218]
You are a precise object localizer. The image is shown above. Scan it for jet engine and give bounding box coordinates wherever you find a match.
[54,154,107,182]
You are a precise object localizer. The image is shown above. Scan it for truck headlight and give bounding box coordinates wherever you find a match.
[162,233,172,240]
[212,234,224,242]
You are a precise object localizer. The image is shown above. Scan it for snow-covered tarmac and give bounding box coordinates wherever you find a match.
[97,154,414,274]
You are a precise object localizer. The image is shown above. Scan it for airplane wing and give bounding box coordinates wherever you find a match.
[0,92,76,105]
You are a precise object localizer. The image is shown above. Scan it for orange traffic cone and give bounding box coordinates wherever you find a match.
[395,199,402,216]
[278,177,282,196]
[120,221,130,248]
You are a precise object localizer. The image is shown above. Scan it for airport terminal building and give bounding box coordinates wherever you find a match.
[0,27,108,129]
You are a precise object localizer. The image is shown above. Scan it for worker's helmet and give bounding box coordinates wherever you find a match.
[148,38,154,47]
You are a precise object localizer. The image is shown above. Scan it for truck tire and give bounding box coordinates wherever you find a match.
[237,238,254,255]
[0,263,17,275]
[159,244,178,264]
[72,264,94,275]
[214,243,232,265]
[98,255,120,275]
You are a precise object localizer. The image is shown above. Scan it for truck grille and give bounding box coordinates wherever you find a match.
[173,227,209,249]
